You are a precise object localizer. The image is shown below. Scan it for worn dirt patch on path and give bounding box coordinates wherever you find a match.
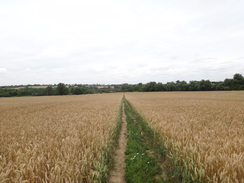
[109,105,127,183]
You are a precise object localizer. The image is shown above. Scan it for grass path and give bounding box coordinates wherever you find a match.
[108,97,183,183]
[109,103,127,183]
[123,98,166,183]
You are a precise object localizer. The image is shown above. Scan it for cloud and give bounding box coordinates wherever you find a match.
[0,0,244,85]
[0,68,7,74]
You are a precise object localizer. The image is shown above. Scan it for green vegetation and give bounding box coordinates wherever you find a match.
[57,83,68,95]
[124,98,201,182]
[1,73,244,97]
[120,73,244,92]
[124,98,162,183]
[0,83,94,97]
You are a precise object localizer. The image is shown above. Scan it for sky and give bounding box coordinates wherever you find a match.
[0,0,244,85]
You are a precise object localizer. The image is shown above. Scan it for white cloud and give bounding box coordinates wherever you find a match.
[0,68,7,74]
[0,0,244,85]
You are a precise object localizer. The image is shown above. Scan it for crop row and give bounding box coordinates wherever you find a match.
[125,91,244,182]
[0,94,122,182]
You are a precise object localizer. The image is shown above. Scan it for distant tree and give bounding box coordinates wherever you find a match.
[134,83,143,91]
[165,82,176,91]
[0,89,10,97]
[72,87,82,95]
[176,80,188,91]
[17,86,32,96]
[223,78,234,89]
[9,90,18,96]
[70,86,93,94]
[233,73,244,81]
[233,73,244,85]
[198,80,212,91]
[214,82,224,90]
[121,83,133,92]
[239,85,244,90]
[57,83,67,95]
[189,81,199,91]
[142,82,157,91]
[156,82,165,91]
[45,86,53,95]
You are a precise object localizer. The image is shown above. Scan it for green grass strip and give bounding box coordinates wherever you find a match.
[124,98,163,183]
[124,97,205,183]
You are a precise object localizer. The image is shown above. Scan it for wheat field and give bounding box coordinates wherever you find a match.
[0,94,122,183]
[125,91,244,182]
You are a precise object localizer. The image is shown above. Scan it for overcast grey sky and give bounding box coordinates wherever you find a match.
[0,0,244,85]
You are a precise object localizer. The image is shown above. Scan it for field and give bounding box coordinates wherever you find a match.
[125,91,244,182]
[1,91,244,182]
[0,94,122,182]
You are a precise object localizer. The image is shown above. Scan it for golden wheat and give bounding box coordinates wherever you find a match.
[0,94,122,183]
[125,91,244,183]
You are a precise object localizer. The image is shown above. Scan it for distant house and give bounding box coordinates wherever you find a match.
[97,85,108,89]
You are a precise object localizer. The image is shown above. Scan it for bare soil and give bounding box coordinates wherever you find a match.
[109,105,127,183]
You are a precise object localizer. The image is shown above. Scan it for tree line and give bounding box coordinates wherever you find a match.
[0,73,244,97]
[121,73,244,92]
[0,83,93,97]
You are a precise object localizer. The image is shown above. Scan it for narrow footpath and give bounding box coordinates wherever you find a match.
[109,104,127,183]
[108,98,182,183]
